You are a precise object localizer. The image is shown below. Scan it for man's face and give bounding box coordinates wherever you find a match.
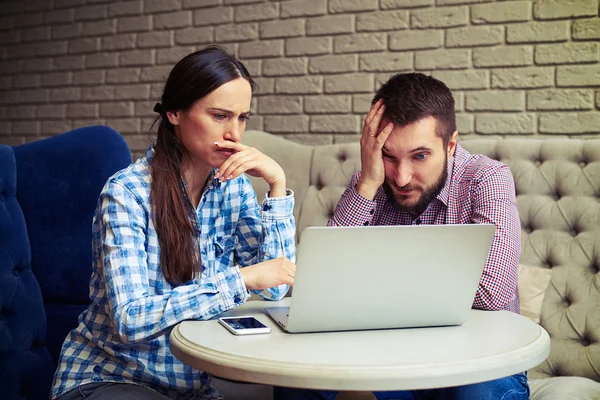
[380,116,457,216]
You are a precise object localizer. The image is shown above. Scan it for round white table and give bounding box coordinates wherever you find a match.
[170,298,550,391]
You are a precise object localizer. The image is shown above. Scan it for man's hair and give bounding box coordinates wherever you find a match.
[373,73,456,146]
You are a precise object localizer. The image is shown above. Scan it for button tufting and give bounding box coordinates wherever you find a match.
[579,161,587,168]
[590,264,599,274]
[337,153,347,162]
[12,265,21,276]
[571,230,578,237]
[534,160,542,167]
[581,338,591,347]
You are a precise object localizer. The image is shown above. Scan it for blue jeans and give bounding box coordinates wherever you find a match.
[274,372,529,400]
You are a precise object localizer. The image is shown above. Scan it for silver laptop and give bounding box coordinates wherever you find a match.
[265,224,495,333]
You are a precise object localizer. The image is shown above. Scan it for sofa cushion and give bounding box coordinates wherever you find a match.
[530,377,600,400]
[0,145,54,400]
[518,264,552,324]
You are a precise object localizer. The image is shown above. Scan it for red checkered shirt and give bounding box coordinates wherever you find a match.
[328,144,521,313]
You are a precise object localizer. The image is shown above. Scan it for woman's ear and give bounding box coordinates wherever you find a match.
[166,110,180,126]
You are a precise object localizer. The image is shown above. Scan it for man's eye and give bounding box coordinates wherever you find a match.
[215,114,226,120]
[415,153,427,160]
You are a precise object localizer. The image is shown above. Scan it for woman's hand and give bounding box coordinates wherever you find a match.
[239,257,296,291]
[214,141,287,197]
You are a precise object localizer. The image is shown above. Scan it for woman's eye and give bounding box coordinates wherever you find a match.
[214,114,226,120]
[239,115,250,122]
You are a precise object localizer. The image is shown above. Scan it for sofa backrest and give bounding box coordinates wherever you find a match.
[244,130,600,383]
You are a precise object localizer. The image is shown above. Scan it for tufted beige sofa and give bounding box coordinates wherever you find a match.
[214,131,600,400]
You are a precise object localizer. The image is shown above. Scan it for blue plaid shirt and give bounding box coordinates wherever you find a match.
[51,148,296,399]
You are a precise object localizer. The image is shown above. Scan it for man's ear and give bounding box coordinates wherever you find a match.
[166,110,180,126]
[447,130,458,158]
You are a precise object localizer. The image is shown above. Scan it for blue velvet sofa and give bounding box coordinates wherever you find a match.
[0,126,132,400]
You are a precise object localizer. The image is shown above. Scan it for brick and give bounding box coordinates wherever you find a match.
[53,23,83,39]
[359,53,412,72]
[36,41,68,56]
[242,59,260,77]
[275,76,322,94]
[67,103,97,118]
[7,105,37,120]
[456,113,473,134]
[54,55,85,70]
[281,0,326,18]
[21,27,50,43]
[466,90,525,112]
[100,101,135,117]
[7,44,37,60]
[260,19,304,39]
[37,104,66,119]
[573,19,600,41]
[194,7,233,26]
[183,0,220,8]
[527,89,593,111]
[411,6,468,29]
[41,72,72,87]
[120,50,155,66]
[507,21,568,44]
[102,34,136,51]
[329,0,377,13]
[69,38,100,54]
[438,0,492,4]
[17,89,50,104]
[285,37,331,56]
[173,27,212,45]
[224,0,263,4]
[305,95,351,114]
[114,84,150,100]
[0,77,10,90]
[0,136,26,146]
[44,9,75,24]
[415,49,469,70]
[138,31,172,48]
[109,1,142,17]
[50,87,81,102]
[140,65,171,83]
[263,58,306,76]
[145,0,181,13]
[357,10,408,32]
[309,54,358,74]
[306,15,353,36]
[473,46,533,67]
[324,74,373,93]
[491,67,553,89]
[239,40,283,59]
[82,87,114,101]
[310,115,360,133]
[235,3,278,22]
[41,120,73,135]
[134,101,157,117]
[257,96,302,114]
[534,0,597,20]
[12,13,43,28]
[334,33,386,54]
[264,115,309,133]
[55,0,85,7]
[82,20,116,36]
[0,60,23,74]
[475,114,535,134]
[389,30,443,51]
[535,43,599,65]
[556,66,600,87]
[216,23,258,42]
[0,31,19,45]
[446,26,503,47]
[12,121,40,135]
[75,4,107,21]
[156,46,194,65]
[87,53,119,68]
[12,74,40,89]
[109,118,140,134]
[118,16,151,33]
[72,119,106,131]
[107,67,140,84]
[73,70,104,86]
[353,94,373,113]
[472,1,531,24]
[540,112,600,134]
[154,11,192,30]
[432,70,489,90]
[253,77,275,94]
[285,133,333,145]
[381,0,432,8]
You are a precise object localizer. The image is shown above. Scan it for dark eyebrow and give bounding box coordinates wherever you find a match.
[410,146,432,154]
[209,107,251,115]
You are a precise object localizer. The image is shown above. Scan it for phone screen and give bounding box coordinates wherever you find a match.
[222,317,268,330]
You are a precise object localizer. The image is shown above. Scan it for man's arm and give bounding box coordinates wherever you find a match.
[471,164,521,312]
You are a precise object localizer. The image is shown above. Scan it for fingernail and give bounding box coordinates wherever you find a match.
[214,141,220,146]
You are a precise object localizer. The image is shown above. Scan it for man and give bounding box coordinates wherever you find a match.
[274,73,527,399]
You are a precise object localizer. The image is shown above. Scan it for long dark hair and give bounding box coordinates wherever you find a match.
[373,73,456,147]
[150,45,255,285]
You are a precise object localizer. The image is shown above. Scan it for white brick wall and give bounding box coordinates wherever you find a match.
[1,0,599,154]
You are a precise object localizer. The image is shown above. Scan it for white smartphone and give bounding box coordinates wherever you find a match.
[218,316,272,335]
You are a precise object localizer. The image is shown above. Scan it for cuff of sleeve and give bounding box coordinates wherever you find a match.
[331,184,377,226]
[261,189,294,220]
[217,266,250,309]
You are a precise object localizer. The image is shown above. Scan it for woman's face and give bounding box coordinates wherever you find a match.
[166,77,252,169]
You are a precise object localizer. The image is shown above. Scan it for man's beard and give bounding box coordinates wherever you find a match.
[382,157,448,216]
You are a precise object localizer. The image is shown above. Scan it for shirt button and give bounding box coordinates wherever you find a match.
[364,221,369,226]
[369,209,375,215]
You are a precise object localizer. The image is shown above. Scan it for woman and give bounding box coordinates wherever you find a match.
[51,46,296,400]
